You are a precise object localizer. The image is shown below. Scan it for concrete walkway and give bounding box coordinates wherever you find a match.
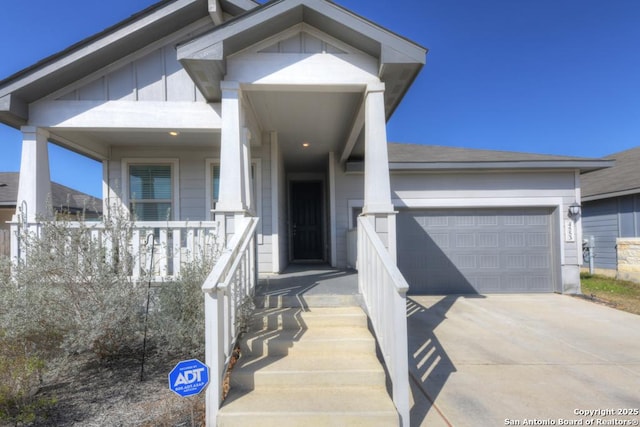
[407,294,640,426]
[258,264,358,295]
[257,265,360,307]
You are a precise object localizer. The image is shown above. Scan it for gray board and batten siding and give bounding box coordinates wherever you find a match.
[580,146,640,271]
[582,194,640,270]
[397,207,557,295]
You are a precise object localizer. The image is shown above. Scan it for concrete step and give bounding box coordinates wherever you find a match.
[255,293,362,308]
[241,325,376,357]
[218,387,399,427]
[250,306,368,330]
[230,353,386,390]
[217,305,399,427]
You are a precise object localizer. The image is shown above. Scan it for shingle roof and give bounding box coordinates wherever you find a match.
[388,142,591,163]
[0,172,102,214]
[381,142,612,173]
[581,146,640,201]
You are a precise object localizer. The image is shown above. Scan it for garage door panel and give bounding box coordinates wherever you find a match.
[398,208,555,294]
[504,232,526,247]
[527,233,549,247]
[528,253,551,269]
[505,254,527,269]
[478,232,499,247]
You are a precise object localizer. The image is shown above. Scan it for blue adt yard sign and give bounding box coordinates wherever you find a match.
[168,359,209,397]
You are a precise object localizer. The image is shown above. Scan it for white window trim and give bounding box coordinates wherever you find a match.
[206,158,262,243]
[121,158,180,220]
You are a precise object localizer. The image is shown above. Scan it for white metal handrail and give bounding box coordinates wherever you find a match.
[357,216,410,427]
[201,216,259,427]
[9,220,220,279]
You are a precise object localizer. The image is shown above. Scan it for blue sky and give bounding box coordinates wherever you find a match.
[1,0,639,198]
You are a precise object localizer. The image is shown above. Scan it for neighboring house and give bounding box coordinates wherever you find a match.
[581,146,640,282]
[0,172,101,256]
[0,172,101,226]
[0,0,610,295]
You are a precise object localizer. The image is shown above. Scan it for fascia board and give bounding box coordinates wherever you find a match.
[315,1,426,64]
[178,0,303,60]
[346,160,614,173]
[223,0,261,12]
[389,160,614,171]
[179,0,426,64]
[582,187,640,202]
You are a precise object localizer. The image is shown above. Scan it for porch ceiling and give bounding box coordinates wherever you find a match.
[245,88,362,172]
[48,128,221,161]
[48,87,361,168]
[74,128,218,145]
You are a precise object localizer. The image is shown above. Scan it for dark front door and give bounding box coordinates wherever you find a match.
[291,181,324,260]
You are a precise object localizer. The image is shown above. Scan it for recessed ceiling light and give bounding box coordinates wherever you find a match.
[302,142,310,147]
[169,131,179,136]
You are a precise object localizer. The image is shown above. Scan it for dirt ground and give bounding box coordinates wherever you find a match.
[21,352,205,427]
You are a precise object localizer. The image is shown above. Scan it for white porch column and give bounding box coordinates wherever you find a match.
[15,126,53,222]
[362,83,397,261]
[215,81,251,237]
[242,128,254,215]
[217,81,246,213]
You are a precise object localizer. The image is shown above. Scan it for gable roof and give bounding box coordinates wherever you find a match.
[581,146,640,201]
[0,0,259,128]
[177,0,427,116]
[347,142,612,173]
[0,172,102,214]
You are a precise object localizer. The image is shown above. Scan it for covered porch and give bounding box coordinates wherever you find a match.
[1,1,426,425]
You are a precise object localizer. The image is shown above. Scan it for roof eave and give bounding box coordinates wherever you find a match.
[0,94,28,127]
[177,0,426,106]
[0,0,260,128]
[582,187,640,202]
[345,160,615,173]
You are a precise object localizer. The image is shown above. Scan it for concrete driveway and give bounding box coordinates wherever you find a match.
[406,294,640,427]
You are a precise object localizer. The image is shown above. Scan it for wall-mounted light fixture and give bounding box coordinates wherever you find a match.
[568,202,581,218]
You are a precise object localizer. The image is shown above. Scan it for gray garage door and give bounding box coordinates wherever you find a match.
[397,208,555,294]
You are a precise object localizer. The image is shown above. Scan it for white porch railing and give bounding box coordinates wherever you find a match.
[357,216,410,427]
[201,216,259,427]
[10,220,221,280]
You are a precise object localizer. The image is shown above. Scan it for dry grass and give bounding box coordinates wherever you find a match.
[580,273,640,315]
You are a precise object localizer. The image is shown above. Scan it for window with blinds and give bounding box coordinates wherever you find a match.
[129,164,172,221]
[212,164,220,205]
